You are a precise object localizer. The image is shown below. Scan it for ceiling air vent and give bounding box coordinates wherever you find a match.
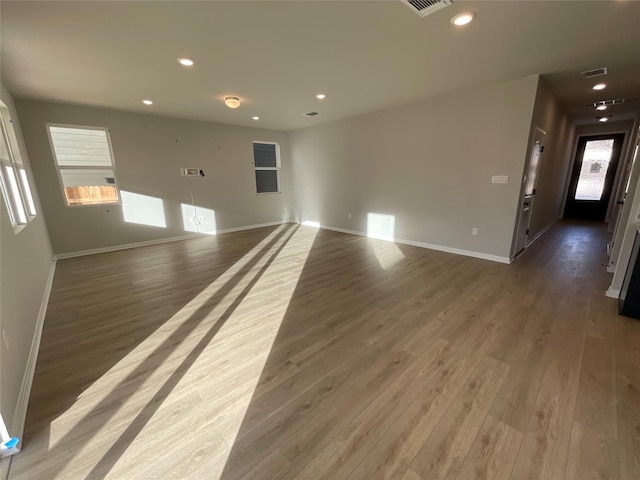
[303,112,319,117]
[581,67,608,79]
[401,0,453,18]
[588,98,627,108]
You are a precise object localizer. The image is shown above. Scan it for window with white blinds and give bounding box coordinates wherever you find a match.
[0,101,37,228]
[253,142,280,194]
[47,125,120,206]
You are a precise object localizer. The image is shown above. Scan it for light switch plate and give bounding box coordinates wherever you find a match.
[492,175,509,184]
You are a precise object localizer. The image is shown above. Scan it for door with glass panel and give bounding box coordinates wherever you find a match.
[564,134,624,221]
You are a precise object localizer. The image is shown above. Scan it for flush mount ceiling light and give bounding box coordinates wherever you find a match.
[224,96,241,109]
[598,116,609,122]
[142,99,153,105]
[596,104,607,111]
[177,57,195,67]
[593,83,607,91]
[451,11,476,26]
[252,116,260,120]
[316,94,326,100]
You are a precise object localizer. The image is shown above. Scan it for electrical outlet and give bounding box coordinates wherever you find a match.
[492,175,509,184]
[348,213,352,219]
[472,228,478,236]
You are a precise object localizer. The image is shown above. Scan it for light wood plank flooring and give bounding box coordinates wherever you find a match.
[10,221,640,479]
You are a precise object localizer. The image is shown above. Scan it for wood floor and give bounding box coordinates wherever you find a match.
[10,221,640,480]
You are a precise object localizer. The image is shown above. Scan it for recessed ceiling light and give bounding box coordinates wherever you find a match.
[596,105,607,111]
[224,96,241,109]
[599,117,609,122]
[142,99,153,105]
[593,83,607,90]
[316,94,326,100]
[252,116,260,121]
[177,57,195,67]
[451,12,476,26]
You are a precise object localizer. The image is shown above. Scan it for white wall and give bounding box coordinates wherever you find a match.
[0,85,54,458]
[16,100,293,255]
[526,78,572,241]
[606,118,640,295]
[290,75,539,261]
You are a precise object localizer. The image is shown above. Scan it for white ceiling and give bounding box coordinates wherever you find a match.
[2,1,640,131]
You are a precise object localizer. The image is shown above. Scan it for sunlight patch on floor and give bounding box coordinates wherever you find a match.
[369,237,405,270]
[44,227,289,469]
[40,225,319,479]
[367,212,404,270]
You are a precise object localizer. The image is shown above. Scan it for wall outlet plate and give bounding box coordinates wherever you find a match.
[492,175,509,184]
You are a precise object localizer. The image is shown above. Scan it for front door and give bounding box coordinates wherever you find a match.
[564,134,625,221]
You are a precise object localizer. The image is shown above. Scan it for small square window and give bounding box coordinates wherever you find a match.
[253,142,280,194]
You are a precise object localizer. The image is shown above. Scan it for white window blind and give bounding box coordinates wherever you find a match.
[48,125,120,206]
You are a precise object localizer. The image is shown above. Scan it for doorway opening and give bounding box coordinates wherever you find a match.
[564,134,625,221]
[513,127,546,257]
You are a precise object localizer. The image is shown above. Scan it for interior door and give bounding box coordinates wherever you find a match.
[609,136,639,258]
[514,128,546,256]
[564,134,625,221]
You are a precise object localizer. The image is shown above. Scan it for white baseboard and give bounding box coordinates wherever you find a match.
[605,287,620,299]
[11,258,57,446]
[314,224,511,264]
[53,221,293,260]
[54,234,202,260]
[526,221,555,248]
[216,221,289,235]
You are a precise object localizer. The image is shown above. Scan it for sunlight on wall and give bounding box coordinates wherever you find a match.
[180,203,217,235]
[367,212,405,270]
[301,220,320,228]
[367,212,395,241]
[44,224,320,479]
[121,191,167,228]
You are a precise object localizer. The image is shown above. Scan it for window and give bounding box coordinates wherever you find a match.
[47,124,120,206]
[0,101,37,228]
[574,138,615,201]
[253,142,280,194]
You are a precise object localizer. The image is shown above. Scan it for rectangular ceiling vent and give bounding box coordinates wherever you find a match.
[590,98,627,108]
[581,67,608,79]
[303,111,319,117]
[401,0,453,18]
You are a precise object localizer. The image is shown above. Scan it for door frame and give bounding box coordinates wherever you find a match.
[511,126,546,259]
[563,133,625,221]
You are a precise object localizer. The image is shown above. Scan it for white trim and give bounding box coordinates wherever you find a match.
[607,264,616,273]
[215,221,287,235]
[525,220,555,248]
[605,287,620,299]
[54,234,202,259]
[12,258,57,444]
[53,221,292,260]
[312,223,512,264]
